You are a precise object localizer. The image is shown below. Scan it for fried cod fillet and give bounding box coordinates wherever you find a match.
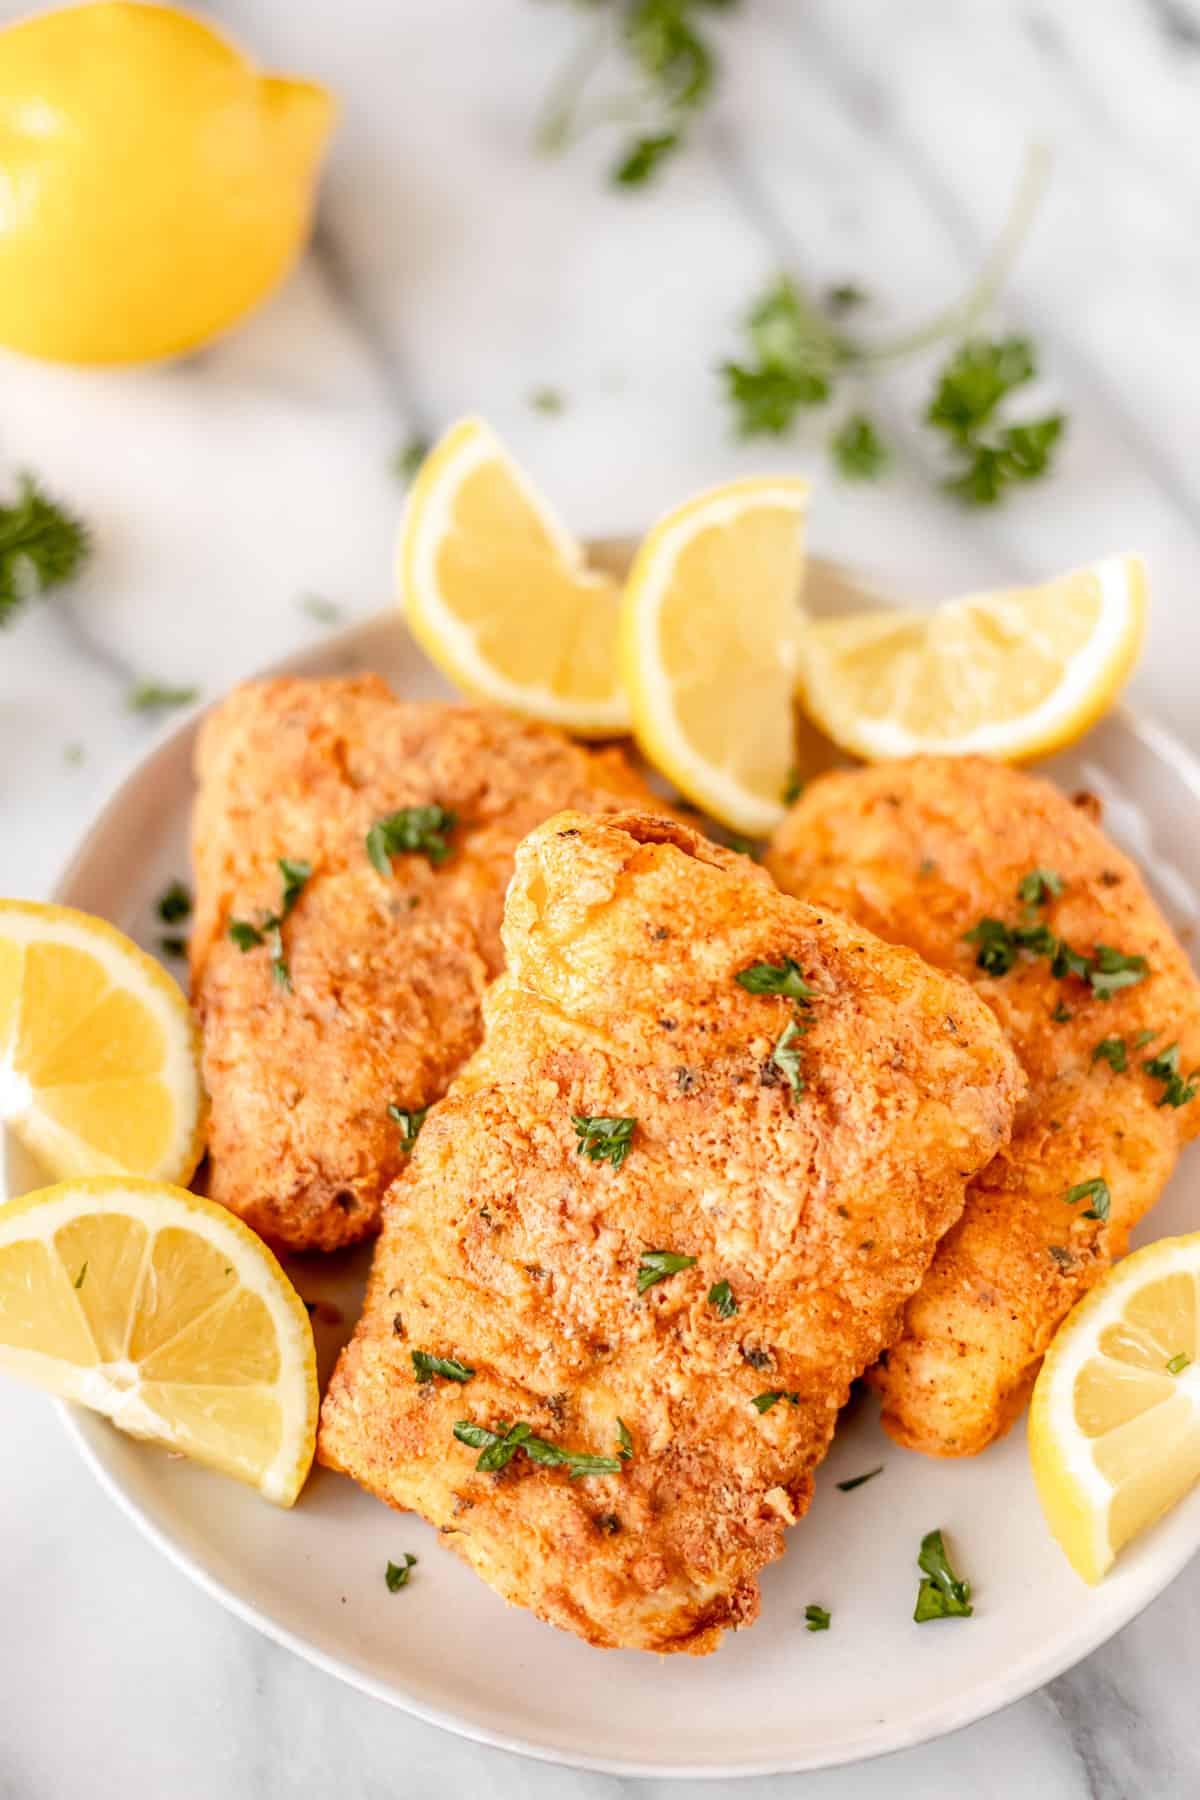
[318,811,1019,1652]
[768,755,1200,1457]
[189,677,660,1252]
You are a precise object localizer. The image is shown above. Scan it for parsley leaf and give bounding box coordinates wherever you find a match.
[637,1249,696,1295]
[1017,867,1064,907]
[804,1603,831,1632]
[782,769,804,806]
[159,936,187,959]
[963,917,1018,976]
[393,437,430,483]
[228,919,265,952]
[73,1261,87,1290]
[826,282,868,314]
[722,276,839,438]
[913,1528,973,1622]
[1093,1037,1127,1074]
[127,681,200,713]
[1087,945,1149,1000]
[927,336,1036,441]
[836,1466,883,1492]
[278,858,311,917]
[1063,1176,1111,1222]
[830,413,889,481]
[708,1279,737,1319]
[770,1017,807,1096]
[736,956,815,1002]
[529,386,566,414]
[613,131,679,186]
[297,593,342,625]
[616,1417,634,1461]
[388,1103,428,1152]
[752,1389,799,1413]
[156,881,192,925]
[385,1554,417,1592]
[1167,1352,1191,1376]
[1143,1042,1199,1108]
[0,474,90,627]
[453,1419,621,1478]
[226,859,310,989]
[367,805,456,874]
[573,1114,637,1169]
[412,1350,474,1385]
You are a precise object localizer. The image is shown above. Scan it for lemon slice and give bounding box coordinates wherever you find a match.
[0,901,204,1196]
[1029,1233,1200,1583]
[0,1177,317,1504]
[620,478,809,833]
[797,554,1146,763]
[398,417,631,736]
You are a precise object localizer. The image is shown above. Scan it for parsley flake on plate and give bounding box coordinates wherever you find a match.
[156,880,191,925]
[637,1249,696,1295]
[385,1553,417,1592]
[836,1466,883,1492]
[913,1528,973,1622]
[804,1604,831,1632]
[1017,867,1063,907]
[227,858,311,989]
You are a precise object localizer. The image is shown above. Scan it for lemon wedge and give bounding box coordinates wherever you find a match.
[619,478,809,834]
[796,554,1146,763]
[398,417,631,736]
[0,901,204,1194]
[1029,1233,1200,1583]
[0,1178,317,1504]
[0,3,334,364]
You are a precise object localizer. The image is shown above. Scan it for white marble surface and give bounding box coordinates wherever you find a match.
[4,0,1200,1792]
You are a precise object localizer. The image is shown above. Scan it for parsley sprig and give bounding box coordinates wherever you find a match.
[637,1249,696,1294]
[913,1529,973,1622]
[573,1114,637,1169]
[453,1419,622,1478]
[367,805,456,875]
[0,474,89,627]
[963,870,1149,1004]
[227,857,311,989]
[736,957,816,1002]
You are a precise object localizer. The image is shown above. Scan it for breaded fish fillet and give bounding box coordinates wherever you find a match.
[319,811,1019,1652]
[189,677,659,1252]
[768,756,1200,1458]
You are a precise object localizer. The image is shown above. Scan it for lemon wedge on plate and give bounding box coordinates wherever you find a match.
[620,478,809,834]
[1029,1233,1200,1583]
[0,1178,317,1505]
[0,901,204,1195]
[797,554,1146,763]
[398,417,631,736]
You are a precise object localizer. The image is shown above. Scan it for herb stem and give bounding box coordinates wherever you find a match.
[536,11,615,154]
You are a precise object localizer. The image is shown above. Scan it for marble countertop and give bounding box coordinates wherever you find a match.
[4,0,1200,1793]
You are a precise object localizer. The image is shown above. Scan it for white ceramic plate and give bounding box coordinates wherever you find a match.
[51,602,1200,1779]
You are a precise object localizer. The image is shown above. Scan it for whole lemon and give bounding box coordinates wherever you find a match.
[0,3,335,363]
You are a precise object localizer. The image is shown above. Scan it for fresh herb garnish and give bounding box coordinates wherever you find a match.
[393,437,430,483]
[826,283,868,314]
[64,742,86,766]
[928,337,1065,506]
[752,1389,799,1413]
[1143,1042,1199,1109]
[1087,945,1149,1000]
[385,1554,417,1592]
[412,1350,475,1385]
[963,917,1018,976]
[616,1417,634,1461]
[1052,1002,1073,1023]
[157,881,192,925]
[770,1017,806,1097]
[1063,1176,1111,1222]
[637,1249,696,1295]
[367,805,456,874]
[228,919,264,952]
[708,1279,737,1319]
[1133,1028,1159,1048]
[804,1604,831,1632]
[723,276,836,436]
[913,1528,973,1622]
[836,1466,883,1492]
[573,1114,637,1169]
[453,1419,622,1478]
[227,858,311,989]
[0,474,89,627]
[830,413,889,481]
[1166,1352,1191,1376]
[297,593,343,625]
[963,913,1150,1003]
[388,1103,428,1152]
[1093,1037,1127,1074]
[782,769,804,806]
[736,957,815,1002]
[278,858,311,916]
[127,680,200,713]
[1017,867,1064,907]
[73,1262,87,1290]
[159,936,187,959]
[529,386,565,414]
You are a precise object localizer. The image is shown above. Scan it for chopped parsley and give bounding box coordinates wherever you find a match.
[752,1389,799,1413]
[804,1603,831,1632]
[1087,945,1149,1000]
[159,936,187,959]
[1143,1042,1199,1109]
[963,916,1018,976]
[836,1466,883,1492]
[928,338,1065,506]
[367,805,456,874]
[297,593,343,625]
[573,1114,636,1169]
[529,386,565,414]
[708,1279,737,1319]
[1166,1352,1191,1376]
[637,1249,696,1295]
[913,1528,973,1622]
[1052,1002,1073,1023]
[1092,1037,1127,1074]
[412,1350,474,1385]
[616,1417,634,1461]
[453,1420,622,1478]
[393,437,430,483]
[0,474,90,627]
[782,769,804,806]
[1063,1176,1111,1222]
[227,857,311,989]
[770,1017,806,1097]
[736,956,816,1002]
[385,1554,417,1592]
[128,680,200,713]
[73,1262,87,1290]
[388,1104,429,1152]
[1017,867,1063,907]
[963,912,1150,1003]
[1133,1028,1159,1048]
[830,413,889,481]
[156,880,191,925]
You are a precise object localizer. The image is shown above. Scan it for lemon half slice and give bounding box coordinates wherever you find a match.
[797,554,1146,763]
[398,417,631,736]
[620,477,809,833]
[0,1178,317,1505]
[1030,1233,1200,1583]
[0,901,204,1193]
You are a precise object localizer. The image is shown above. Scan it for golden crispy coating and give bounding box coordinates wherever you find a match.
[319,811,1019,1653]
[768,755,1200,1458]
[189,678,660,1251]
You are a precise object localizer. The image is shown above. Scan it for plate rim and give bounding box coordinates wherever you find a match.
[44,609,1200,1778]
